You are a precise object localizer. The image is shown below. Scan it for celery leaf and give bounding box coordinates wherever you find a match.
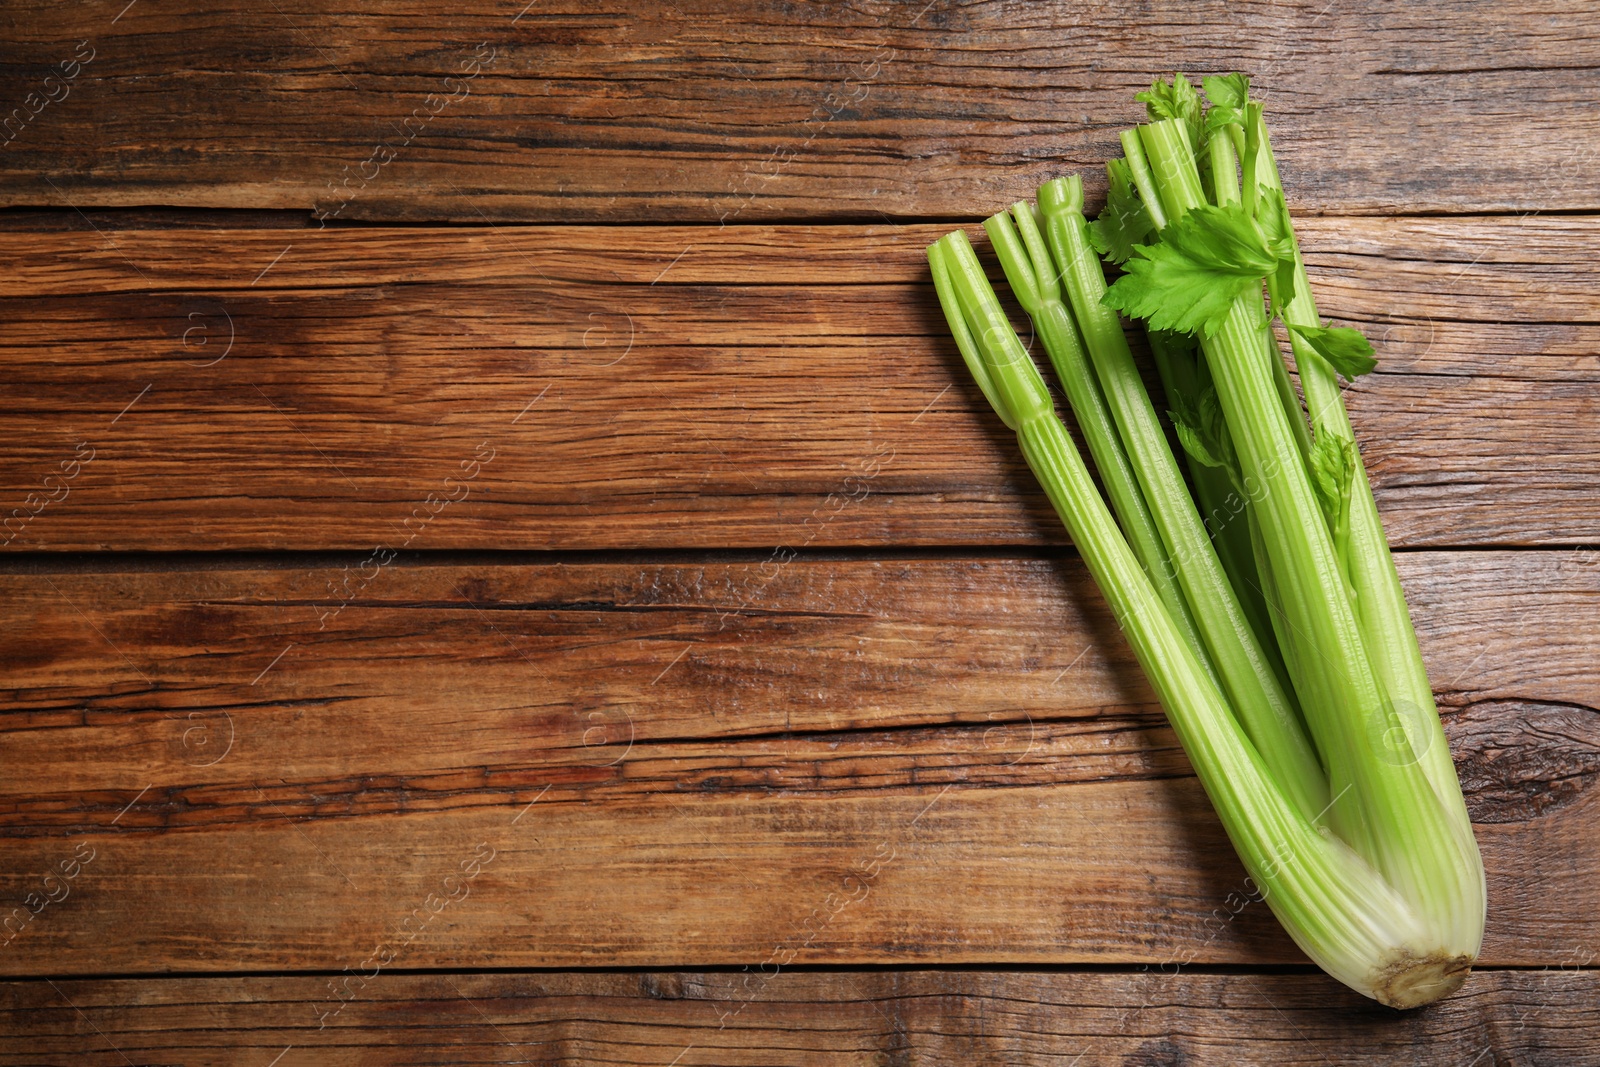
[1170,386,1238,479]
[1253,186,1294,260]
[1289,323,1378,380]
[1102,202,1277,336]
[1170,407,1222,471]
[1137,73,1204,153]
[1309,431,1357,552]
[1253,186,1299,310]
[1203,73,1252,109]
[1090,157,1156,264]
[1205,105,1244,136]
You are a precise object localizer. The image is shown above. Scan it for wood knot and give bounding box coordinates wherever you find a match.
[637,973,689,1000]
[1445,699,1600,824]
[1123,1037,1189,1066]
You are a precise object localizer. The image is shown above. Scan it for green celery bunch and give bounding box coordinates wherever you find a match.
[925,73,1484,1009]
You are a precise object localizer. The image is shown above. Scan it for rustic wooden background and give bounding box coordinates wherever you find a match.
[2,1,1597,1063]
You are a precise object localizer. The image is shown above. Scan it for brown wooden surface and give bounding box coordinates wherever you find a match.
[4,1,1600,220]
[2,216,1597,552]
[3,970,1597,1067]
[0,552,1593,975]
[2,0,1597,1061]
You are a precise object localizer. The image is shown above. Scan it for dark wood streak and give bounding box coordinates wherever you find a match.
[0,970,1595,1067]
[0,717,1189,835]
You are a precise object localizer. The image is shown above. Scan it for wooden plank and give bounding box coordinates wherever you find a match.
[4,2,1600,219]
[1,970,1595,1066]
[0,551,1594,973]
[0,556,1164,802]
[0,217,1596,552]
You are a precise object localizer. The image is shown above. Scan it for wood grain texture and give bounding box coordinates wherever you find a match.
[2,969,1596,1066]
[1,216,1596,552]
[4,1,1600,219]
[3,0,1595,1053]
[0,551,1594,974]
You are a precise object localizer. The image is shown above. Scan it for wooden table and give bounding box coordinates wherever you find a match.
[2,2,1597,1063]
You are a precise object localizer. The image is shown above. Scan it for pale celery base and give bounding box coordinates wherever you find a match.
[1371,951,1474,1009]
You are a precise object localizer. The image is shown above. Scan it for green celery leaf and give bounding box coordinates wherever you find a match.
[1205,105,1244,136]
[1136,73,1204,154]
[1253,186,1299,311]
[1273,260,1298,314]
[1169,386,1238,477]
[1197,388,1236,469]
[1102,202,1277,337]
[1090,157,1157,264]
[1203,73,1251,109]
[1308,430,1357,545]
[1289,323,1378,379]
[1171,411,1223,469]
[1253,186,1294,259]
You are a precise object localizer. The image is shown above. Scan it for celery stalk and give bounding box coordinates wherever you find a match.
[1246,113,1483,928]
[1033,176,1328,824]
[1136,116,1483,1002]
[979,207,1218,689]
[927,230,1458,1008]
[1145,329,1293,704]
[924,77,1485,1008]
